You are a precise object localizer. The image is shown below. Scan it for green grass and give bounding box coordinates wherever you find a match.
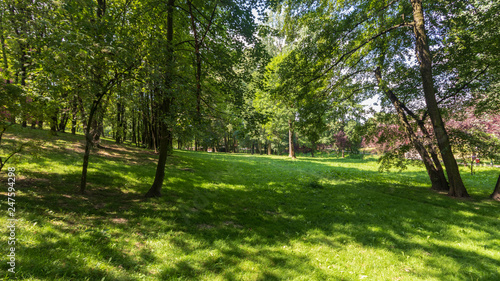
[1,125,499,280]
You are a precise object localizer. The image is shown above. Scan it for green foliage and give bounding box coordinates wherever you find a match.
[0,80,23,118]
[377,145,413,173]
[450,128,500,164]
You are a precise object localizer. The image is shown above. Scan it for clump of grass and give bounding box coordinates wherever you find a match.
[307,179,324,189]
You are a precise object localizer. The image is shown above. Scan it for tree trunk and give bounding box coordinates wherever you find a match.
[145,0,175,198]
[80,133,92,193]
[50,110,58,134]
[132,110,136,144]
[92,107,105,147]
[142,114,148,147]
[80,96,105,193]
[146,107,171,197]
[136,114,142,146]
[116,102,122,143]
[116,102,124,144]
[375,67,448,191]
[288,119,296,159]
[410,0,468,197]
[490,174,500,201]
[417,122,449,190]
[150,91,158,152]
[59,112,69,132]
[71,114,77,134]
[71,98,78,134]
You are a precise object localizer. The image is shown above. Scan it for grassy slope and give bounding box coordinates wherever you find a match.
[1,126,499,281]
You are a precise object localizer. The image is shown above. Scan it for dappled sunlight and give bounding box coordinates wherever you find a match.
[1,130,499,280]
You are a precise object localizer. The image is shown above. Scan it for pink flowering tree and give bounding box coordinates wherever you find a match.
[363,113,417,171]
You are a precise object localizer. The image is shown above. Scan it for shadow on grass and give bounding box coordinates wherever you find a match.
[5,130,500,280]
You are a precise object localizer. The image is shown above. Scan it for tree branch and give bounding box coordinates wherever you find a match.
[437,64,490,105]
[307,21,414,85]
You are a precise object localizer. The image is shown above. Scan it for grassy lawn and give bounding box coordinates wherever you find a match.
[1,126,499,280]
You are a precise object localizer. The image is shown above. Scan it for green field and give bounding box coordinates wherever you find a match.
[1,126,499,280]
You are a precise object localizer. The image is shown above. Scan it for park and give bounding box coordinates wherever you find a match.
[1,0,499,280]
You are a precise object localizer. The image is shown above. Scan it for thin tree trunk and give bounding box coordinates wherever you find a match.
[81,0,108,193]
[71,99,78,135]
[142,97,149,147]
[311,141,315,157]
[145,0,175,198]
[50,110,58,134]
[410,0,468,197]
[288,119,296,159]
[132,110,136,144]
[150,91,158,152]
[116,102,121,143]
[146,104,170,197]
[122,110,127,142]
[93,107,105,147]
[80,96,105,193]
[59,112,69,132]
[115,102,125,144]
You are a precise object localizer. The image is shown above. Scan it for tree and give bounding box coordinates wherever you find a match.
[144,0,176,198]
[375,66,448,191]
[274,0,500,197]
[409,0,468,197]
[35,0,138,193]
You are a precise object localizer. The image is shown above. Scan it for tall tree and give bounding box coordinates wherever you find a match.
[35,0,138,193]
[145,0,176,198]
[409,0,467,197]
[375,66,448,191]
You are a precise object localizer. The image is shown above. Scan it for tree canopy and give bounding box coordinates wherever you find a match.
[1,0,498,199]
